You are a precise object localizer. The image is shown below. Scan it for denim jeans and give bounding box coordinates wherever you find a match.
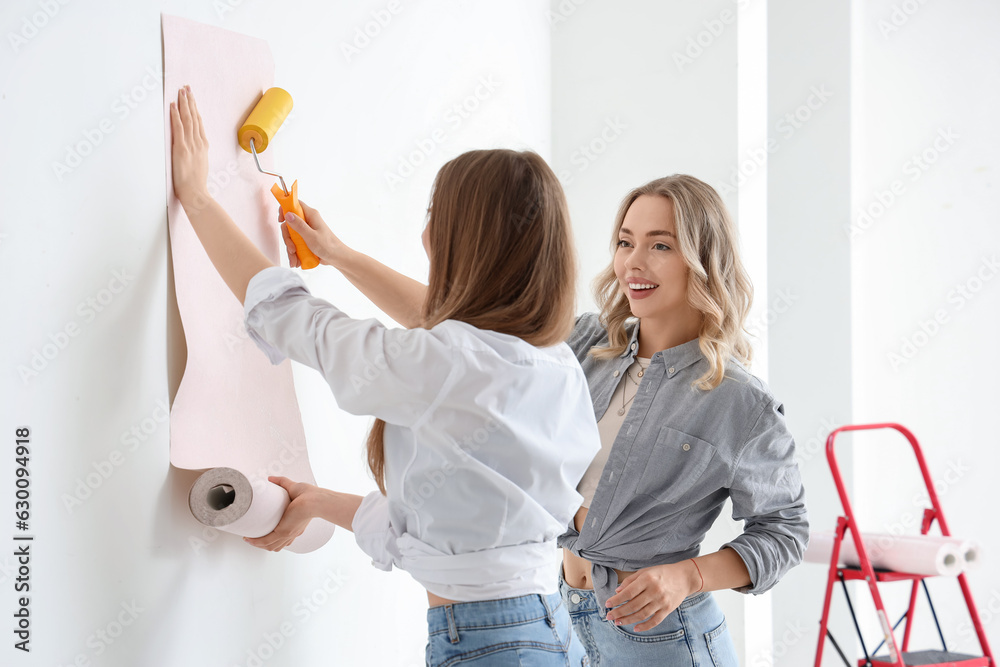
[558,572,738,666]
[426,592,590,666]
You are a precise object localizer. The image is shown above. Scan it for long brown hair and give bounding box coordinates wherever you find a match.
[367,149,576,494]
[591,175,753,390]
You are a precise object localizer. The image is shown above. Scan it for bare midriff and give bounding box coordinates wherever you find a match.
[562,506,634,589]
[427,591,461,607]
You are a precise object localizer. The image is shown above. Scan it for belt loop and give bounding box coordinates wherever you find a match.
[445,605,460,644]
[539,593,556,628]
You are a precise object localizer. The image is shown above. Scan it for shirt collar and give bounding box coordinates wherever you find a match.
[619,319,641,358]
[620,319,704,374]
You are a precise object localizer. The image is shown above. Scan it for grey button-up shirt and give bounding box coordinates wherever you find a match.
[558,313,808,614]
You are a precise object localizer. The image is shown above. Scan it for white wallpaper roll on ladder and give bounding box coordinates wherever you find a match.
[162,14,334,553]
[805,530,980,576]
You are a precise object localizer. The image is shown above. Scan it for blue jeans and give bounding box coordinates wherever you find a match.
[426,592,590,666]
[558,572,738,666]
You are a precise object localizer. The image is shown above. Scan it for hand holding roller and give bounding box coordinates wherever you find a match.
[238,87,320,269]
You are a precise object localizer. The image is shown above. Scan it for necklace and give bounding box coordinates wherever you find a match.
[628,359,650,383]
[618,382,637,416]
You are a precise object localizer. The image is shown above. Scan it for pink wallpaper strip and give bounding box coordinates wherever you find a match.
[162,14,334,553]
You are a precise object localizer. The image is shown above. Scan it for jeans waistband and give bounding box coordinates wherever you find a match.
[558,572,600,613]
[427,592,563,638]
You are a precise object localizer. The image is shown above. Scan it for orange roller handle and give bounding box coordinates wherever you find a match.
[271,180,320,270]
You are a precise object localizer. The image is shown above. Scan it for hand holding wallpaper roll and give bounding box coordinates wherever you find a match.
[805,530,979,576]
[189,468,300,542]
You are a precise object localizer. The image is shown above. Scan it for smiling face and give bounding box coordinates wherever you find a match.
[613,195,699,330]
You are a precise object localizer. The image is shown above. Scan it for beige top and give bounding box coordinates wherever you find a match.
[577,356,651,507]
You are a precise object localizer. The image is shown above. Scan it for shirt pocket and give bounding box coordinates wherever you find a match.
[635,426,717,505]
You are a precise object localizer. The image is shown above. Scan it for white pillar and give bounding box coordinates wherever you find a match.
[767,1,854,664]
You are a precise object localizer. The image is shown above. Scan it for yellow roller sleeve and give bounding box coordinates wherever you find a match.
[238,87,293,153]
[271,181,320,270]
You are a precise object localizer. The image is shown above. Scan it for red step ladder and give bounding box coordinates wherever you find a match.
[814,423,994,667]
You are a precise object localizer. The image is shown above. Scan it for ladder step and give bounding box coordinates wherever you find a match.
[838,567,930,582]
[866,650,989,666]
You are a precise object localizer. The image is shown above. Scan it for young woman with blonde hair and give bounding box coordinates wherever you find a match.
[170,87,596,666]
[558,175,808,665]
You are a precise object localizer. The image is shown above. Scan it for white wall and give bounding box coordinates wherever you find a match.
[1,1,550,665]
[851,0,1000,660]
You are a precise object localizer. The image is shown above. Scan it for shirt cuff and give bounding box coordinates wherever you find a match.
[243,266,309,365]
[351,490,402,572]
[721,541,763,594]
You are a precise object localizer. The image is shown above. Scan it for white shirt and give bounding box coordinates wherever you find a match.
[244,267,600,601]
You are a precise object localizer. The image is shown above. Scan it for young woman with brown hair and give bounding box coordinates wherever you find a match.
[170,87,596,666]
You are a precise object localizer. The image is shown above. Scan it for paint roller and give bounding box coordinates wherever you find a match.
[238,87,320,269]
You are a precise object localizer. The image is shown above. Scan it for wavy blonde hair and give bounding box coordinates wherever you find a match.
[591,175,753,390]
[366,149,576,494]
